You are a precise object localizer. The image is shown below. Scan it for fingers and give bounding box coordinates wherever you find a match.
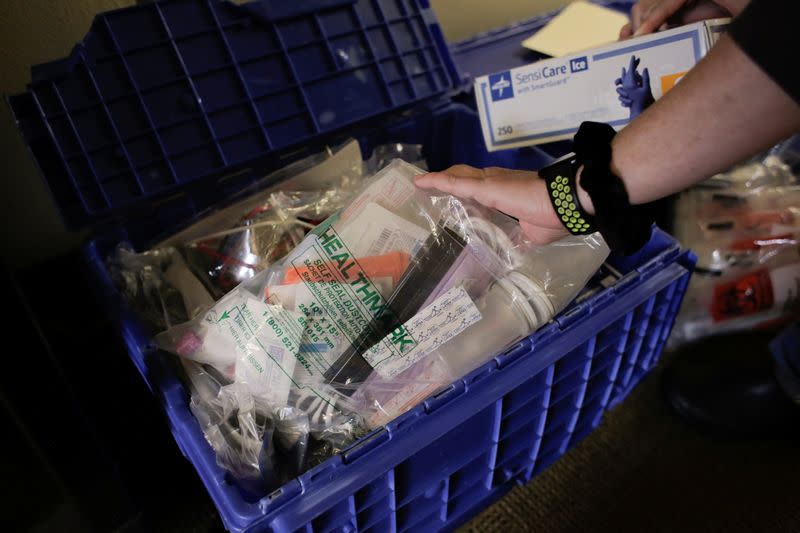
[642,67,650,87]
[631,3,643,33]
[414,168,567,243]
[519,221,569,245]
[620,67,627,82]
[618,96,632,107]
[634,0,685,37]
[438,163,484,178]
[619,22,633,40]
[616,87,628,97]
[414,168,556,225]
[615,77,623,86]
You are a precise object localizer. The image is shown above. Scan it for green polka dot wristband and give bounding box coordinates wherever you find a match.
[539,158,595,236]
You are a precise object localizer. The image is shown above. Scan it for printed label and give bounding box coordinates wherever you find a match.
[275,226,406,370]
[337,202,429,257]
[363,286,482,379]
[205,294,302,407]
[341,170,417,220]
[201,292,342,409]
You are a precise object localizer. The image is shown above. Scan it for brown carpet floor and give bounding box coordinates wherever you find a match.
[461,342,800,533]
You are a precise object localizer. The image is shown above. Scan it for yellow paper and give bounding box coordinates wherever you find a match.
[522,1,630,57]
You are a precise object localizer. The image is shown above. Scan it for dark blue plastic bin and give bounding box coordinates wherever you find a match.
[10,1,697,532]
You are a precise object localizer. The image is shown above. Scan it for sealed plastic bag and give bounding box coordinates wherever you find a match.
[183,359,278,487]
[674,186,799,275]
[672,242,799,345]
[176,142,368,298]
[160,140,426,299]
[180,193,324,298]
[154,159,609,484]
[109,141,363,323]
[671,152,800,346]
[110,246,214,330]
[349,231,611,428]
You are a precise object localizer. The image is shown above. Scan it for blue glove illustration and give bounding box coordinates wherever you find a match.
[615,55,654,119]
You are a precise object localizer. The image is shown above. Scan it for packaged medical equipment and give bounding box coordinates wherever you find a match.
[671,152,800,345]
[153,159,610,486]
[475,19,728,149]
[111,140,422,322]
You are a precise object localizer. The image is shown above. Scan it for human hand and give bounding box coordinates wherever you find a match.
[413,165,573,245]
[619,0,745,39]
[615,55,654,118]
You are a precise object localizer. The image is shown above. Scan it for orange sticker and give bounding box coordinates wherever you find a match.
[661,71,688,95]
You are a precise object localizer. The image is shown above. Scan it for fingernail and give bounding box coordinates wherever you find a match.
[633,27,645,37]
[413,174,432,186]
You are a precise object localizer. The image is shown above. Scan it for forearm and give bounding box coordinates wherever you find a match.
[609,34,800,204]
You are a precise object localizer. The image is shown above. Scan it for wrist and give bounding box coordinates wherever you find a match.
[540,121,656,252]
[575,166,595,215]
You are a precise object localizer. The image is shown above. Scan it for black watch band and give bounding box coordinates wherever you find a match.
[539,121,656,254]
[539,156,595,235]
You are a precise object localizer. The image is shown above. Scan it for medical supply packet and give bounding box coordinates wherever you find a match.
[671,152,800,346]
[475,19,728,149]
[154,159,609,487]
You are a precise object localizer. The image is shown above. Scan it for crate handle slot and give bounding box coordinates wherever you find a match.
[341,427,390,464]
[424,380,466,414]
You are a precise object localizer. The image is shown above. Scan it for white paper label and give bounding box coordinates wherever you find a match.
[364,286,483,379]
[341,168,418,220]
[272,229,403,371]
[207,294,302,407]
[337,202,429,257]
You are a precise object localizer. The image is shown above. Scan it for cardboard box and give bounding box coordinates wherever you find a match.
[475,19,729,150]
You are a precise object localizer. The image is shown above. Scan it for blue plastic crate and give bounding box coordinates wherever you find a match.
[11,0,459,229]
[9,1,700,532]
[84,224,694,533]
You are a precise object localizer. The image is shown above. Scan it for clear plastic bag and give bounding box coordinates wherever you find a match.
[176,142,369,298]
[180,192,331,299]
[185,361,277,486]
[181,358,364,490]
[671,149,800,346]
[156,140,427,299]
[671,241,800,346]
[155,159,610,481]
[363,143,426,174]
[109,245,214,330]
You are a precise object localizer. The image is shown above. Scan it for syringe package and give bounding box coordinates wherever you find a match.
[154,159,609,488]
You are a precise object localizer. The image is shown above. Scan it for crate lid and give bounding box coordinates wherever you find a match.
[9,0,460,229]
